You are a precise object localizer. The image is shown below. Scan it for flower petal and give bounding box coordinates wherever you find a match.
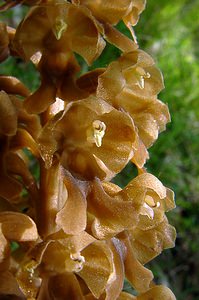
[0,226,10,270]
[87,179,139,239]
[0,271,25,299]
[78,241,112,298]
[130,217,176,264]
[136,285,176,300]
[0,91,17,136]
[0,212,38,242]
[47,272,85,300]
[119,232,153,293]
[0,76,30,97]
[56,172,87,235]
[39,97,138,180]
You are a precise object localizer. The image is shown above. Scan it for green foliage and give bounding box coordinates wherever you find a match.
[135,1,199,299]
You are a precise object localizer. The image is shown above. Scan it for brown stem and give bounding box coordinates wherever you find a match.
[36,106,65,238]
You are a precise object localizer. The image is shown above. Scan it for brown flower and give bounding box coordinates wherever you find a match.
[38,96,138,180]
[0,91,40,203]
[73,0,146,27]
[86,172,175,240]
[12,0,108,113]
[97,50,170,167]
[118,285,176,299]
[12,0,137,114]
[15,231,125,299]
[13,1,105,64]
[129,216,176,265]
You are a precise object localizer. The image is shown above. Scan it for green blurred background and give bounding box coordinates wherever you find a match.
[1,0,199,299]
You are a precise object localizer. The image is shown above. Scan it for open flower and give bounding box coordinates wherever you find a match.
[16,231,125,300]
[12,0,106,113]
[72,0,146,44]
[97,50,169,167]
[12,0,137,114]
[38,96,138,180]
[73,0,146,27]
[13,0,105,64]
[86,172,175,240]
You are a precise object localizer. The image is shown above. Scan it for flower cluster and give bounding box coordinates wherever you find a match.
[0,0,176,299]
